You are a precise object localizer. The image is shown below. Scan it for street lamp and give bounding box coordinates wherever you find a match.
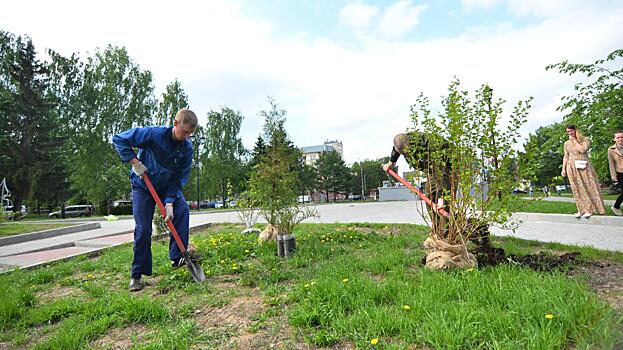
[194,135,205,210]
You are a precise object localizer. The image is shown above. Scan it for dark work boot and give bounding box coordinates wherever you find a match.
[129,277,143,292]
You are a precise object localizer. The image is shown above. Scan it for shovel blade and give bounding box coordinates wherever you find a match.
[186,259,206,283]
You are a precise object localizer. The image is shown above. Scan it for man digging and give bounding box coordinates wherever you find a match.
[113,109,200,291]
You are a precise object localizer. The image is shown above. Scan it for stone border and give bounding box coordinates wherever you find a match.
[0,222,101,246]
[0,222,213,273]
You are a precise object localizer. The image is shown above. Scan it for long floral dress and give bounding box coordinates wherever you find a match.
[563,138,606,215]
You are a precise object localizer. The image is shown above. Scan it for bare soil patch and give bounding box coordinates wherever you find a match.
[89,324,150,350]
[568,260,623,311]
[36,285,82,303]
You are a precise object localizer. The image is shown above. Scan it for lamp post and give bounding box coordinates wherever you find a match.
[360,163,365,199]
[194,135,205,210]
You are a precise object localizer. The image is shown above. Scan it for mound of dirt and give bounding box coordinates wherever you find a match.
[471,242,582,271]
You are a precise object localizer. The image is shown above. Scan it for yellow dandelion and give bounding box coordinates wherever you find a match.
[86,273,94,279]
[545,314,554,320]
[321,240,325,243]
[370,338,379,345]
[232,266,238,270]
[342,278,349,283]
[304,284,310,288]
[403,305,411,310]
[310,281,316,285]
[245,249,250,253]
[466,268,475,272]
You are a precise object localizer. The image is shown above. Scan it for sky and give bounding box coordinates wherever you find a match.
[1,0,622,172]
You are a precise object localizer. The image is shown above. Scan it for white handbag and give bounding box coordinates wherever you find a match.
[574,160,587,169]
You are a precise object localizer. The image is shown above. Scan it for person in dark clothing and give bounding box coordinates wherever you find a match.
[383,132,454,235]
[113,109,198,291]
[608,130,623,216]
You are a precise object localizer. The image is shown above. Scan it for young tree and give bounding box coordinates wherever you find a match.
[203,107,247,206]
[248,98,298,225]
[410,79,530,251]
[156,79,188,126]
[315,150,350,202]
[547,49,623,182]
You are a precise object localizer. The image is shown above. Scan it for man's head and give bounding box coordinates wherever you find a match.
[615,130,623,146]
[172,109,198,141]
[393,133,411,155]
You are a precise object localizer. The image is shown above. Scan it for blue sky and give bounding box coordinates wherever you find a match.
[1,0,622,172]
[242,0,535,43]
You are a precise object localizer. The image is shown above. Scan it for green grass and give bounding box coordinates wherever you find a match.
[0,222,73,237]
[493,197,619,215]
[0,223,621,349]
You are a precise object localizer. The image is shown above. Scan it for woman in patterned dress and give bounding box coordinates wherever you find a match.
[561,125,606,218]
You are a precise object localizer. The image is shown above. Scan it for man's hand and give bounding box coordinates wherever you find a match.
[165,203,174,222]
[561,170,566,177]
[382,161,393,172]
[132,162,148,178]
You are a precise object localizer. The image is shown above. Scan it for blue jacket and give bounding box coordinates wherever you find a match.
[113,126,193,204]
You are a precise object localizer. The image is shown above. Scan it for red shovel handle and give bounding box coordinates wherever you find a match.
[142,174,188,256]
[386,168,450,218]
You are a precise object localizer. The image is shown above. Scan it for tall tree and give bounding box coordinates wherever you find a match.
[70,46,157,213]
[203,107,247,205]
[0,31,64,213]
[156,79,188,126]
[547,49,623,182]
[518,122,565,186]
[350,158,391,196]
[316,150,350,202]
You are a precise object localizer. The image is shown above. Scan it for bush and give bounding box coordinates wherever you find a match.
[110,205,132,215]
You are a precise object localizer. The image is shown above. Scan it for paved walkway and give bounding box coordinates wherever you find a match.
[1,201,621,272]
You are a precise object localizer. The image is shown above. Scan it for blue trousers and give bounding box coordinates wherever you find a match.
[131,184,189,278]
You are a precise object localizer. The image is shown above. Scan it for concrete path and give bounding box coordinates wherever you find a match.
[1,201,621,272]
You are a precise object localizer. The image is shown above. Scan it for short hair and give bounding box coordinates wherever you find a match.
[614,130,623,136]
[175,109,198,128]
[393,133,411,155]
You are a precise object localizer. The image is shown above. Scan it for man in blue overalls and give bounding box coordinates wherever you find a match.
[113,109,197,291]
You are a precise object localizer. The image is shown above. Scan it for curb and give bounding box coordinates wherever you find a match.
[0,222,213,273]
[0,222,101,247]
[512,212,623,226]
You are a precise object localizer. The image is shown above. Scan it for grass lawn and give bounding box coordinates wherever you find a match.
[0,222,74,238]
[1,223,621,349]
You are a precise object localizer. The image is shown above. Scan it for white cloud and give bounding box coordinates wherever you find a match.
[338,2,379,31]
[379,1,428,38]
[461,0,503,10]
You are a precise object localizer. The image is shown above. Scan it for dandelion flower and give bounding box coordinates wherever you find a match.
[304,284,310,288]
[370,338,379,345]
[342,278,349,283]
[545,314,554,320]
[403,305,411,310]
[310,281,316,285]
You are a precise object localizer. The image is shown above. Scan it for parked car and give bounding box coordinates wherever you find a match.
[49,205,94,218]
[511,188,527,194]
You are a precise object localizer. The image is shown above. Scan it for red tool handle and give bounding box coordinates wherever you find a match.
[142,174,188,255]
[386,168,450,218]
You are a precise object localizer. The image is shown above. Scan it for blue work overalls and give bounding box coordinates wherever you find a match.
[113,126,193,278]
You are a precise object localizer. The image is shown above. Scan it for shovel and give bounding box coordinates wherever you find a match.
[386,168,450,218]
[142,174,206,283]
